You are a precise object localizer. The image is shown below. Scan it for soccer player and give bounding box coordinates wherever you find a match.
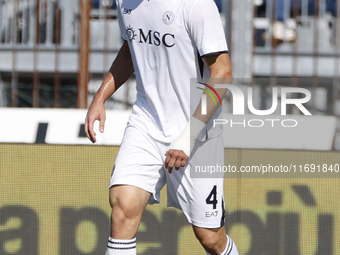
[85,0,239,254]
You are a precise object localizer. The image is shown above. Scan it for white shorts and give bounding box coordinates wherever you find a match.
[110,124,225,228]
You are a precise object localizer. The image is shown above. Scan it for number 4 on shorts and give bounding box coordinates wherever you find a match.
[206,185,217,209]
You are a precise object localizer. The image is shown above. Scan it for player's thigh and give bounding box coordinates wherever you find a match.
[110,185,151,219]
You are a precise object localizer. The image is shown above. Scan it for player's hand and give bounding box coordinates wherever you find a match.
[164,149,188,174]
[85,101,106,143]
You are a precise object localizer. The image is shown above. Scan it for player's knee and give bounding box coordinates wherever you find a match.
[198,235,220,251]
[194,230,219,251]
[109,191,118,208]
[110,195,139,223]
[111,206,127,226]
[194,227,226,253]
[111,200,130,220]
[110,204,138,234]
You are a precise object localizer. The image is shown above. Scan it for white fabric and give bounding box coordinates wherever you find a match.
[222,235,239,255]
[105,237,136,255]
[169,116,206,157]
[110,124,225,228]
[116,0,228,143]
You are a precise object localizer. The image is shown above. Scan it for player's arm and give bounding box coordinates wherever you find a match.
[85,40,134,143]
[165,53,232,173]
[193,53,232,123]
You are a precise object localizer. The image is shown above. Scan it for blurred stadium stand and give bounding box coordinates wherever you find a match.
[0,0,340,148]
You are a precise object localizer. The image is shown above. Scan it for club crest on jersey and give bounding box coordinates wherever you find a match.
[126,25,137,41]
[162,11,175,25]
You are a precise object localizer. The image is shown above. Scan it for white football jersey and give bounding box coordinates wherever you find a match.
[116,0,228,143]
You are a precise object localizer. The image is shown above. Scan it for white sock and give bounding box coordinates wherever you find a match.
[206,235,239,255]
[221,235,239,255]
[105,237,137,255]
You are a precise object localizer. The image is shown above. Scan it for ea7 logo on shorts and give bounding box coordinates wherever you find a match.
[206,211,218,217]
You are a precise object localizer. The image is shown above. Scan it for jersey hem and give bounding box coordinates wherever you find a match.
[201,50,229,58]
[198,46,229,57]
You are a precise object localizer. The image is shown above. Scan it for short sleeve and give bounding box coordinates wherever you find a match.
[186,0,228,57]
[117,2,128,41]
